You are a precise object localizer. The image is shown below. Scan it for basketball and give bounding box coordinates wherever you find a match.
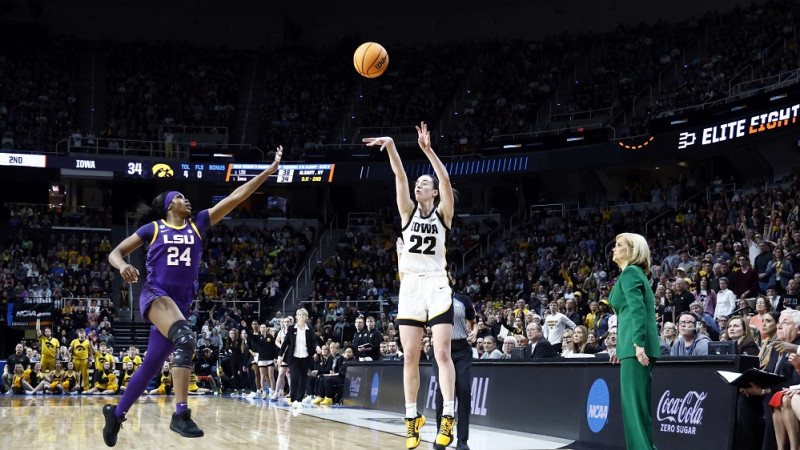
[353,42,389,78]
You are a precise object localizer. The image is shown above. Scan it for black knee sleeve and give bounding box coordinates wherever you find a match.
[168,320,196,369]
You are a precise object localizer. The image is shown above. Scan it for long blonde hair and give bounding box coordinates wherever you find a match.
[615,232,651,275]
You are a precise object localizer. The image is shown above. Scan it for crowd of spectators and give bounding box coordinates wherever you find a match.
[0,38,78,152]
[104,41,243,143]
[4,1,800,158]
[7,204,109,230]
[257,46,353,162]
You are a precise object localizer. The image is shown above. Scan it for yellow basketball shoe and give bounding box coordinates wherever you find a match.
[405,413,425,449]
[434,415,455,449]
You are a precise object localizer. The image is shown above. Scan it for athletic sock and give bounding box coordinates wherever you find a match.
[405,403,417,420]
[176,402,188,415]
[442,401,455,418]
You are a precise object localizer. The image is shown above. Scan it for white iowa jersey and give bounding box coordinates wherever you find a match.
[399,204,449,274]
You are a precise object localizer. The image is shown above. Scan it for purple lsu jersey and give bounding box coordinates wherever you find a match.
[135,209,210,317]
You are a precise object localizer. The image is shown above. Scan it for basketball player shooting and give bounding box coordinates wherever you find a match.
[363,123,457,450]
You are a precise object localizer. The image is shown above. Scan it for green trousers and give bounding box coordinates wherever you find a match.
[620,358,657,449]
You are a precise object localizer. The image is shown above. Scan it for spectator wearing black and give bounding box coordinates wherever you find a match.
[672,278,694,319]
[98,328,116,351]
[254,324,277,397]
[313,345,355,405]
[524,322,556,358]
[305,343,334,403]
[280,308,320,405]
[219,329,244,395]
[195,347,219,392]
[734,256,759,300]
[565,298,581,326]
[779,280,800,311]
[755,241,774,293]
[354,316,383,361]
[2,343,31,393]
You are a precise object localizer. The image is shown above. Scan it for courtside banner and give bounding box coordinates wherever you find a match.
[8,299,55,326]
[346,357,750,449]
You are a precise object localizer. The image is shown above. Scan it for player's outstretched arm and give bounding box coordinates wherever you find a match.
[416,121,453,224]
[363,137,414,219]
[208,146,283,225]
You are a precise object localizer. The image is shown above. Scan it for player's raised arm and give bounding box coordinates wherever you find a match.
[363,136,414,222]
[208,146,283,225]
[416,121,454,226]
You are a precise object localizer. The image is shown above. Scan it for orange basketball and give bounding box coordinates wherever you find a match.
[353,42,389,78]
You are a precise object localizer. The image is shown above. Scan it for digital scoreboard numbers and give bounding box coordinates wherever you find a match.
[226,163,335,183]
[277,168,294,183]
[44,156,335,183]
[123,161,229,180]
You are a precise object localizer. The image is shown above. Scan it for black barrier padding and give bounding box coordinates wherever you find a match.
[344,356,757,450]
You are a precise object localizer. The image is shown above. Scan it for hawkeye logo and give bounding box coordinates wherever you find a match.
[152,163,174,178]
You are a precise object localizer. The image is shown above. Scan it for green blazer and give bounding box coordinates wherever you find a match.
[608,265,660,359]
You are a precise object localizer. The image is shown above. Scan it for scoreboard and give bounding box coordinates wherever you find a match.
[43,156,335,184]
[226,163,335,183]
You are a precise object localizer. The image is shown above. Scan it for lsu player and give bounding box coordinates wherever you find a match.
[102,147,282,447]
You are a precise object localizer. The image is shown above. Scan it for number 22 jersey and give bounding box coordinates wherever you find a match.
[399,204,448,274]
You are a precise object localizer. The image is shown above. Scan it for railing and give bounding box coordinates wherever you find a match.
[658,60,677,93]
[461,242,482,276]
[548,105,614,124]
[239,57,259,145]
[529,203,566,218]
[191,297,261,318]
[660,68,800,118]
[681,182,737,208]
[644,208,675,236]
[575,201,667,222]
[21,296,113,312]
[728,64,754,95]
[632,84,653,118]
[347,212,378,229]
[490,123,603,142]
[157,124,229,136]
[730,67,800,97]
[281,215,338,314]
[57,137,264,161]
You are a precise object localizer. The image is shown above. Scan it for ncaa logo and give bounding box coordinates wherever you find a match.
[586,378,610,433]
[370,373,379,404]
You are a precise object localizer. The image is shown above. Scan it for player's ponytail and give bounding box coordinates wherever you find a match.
[133,192,169,227]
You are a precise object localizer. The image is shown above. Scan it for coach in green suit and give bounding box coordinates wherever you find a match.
[609,232,660,450]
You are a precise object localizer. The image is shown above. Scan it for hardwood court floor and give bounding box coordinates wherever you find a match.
[0,394,571,449]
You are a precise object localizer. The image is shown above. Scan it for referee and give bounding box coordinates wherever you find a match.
[431,286,476,450]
